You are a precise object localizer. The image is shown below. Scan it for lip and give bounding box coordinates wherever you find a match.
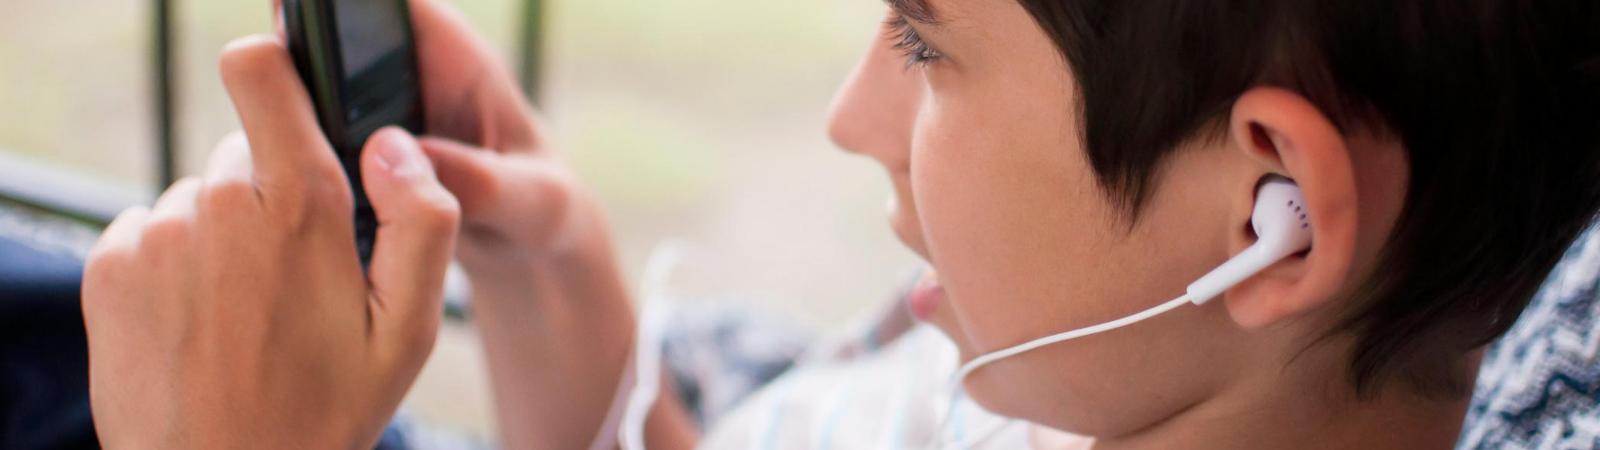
[881,172,944,321]
[909,271,944,321]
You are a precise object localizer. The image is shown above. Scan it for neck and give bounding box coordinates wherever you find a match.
[1038,351,1479,450]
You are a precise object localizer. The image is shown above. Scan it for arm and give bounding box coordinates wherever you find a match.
[389,1,702,447]
[455,182,701,450]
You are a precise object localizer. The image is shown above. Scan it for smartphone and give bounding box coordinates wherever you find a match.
[284,0,425,267]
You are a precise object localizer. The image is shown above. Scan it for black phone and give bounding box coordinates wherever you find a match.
[284,0,425,267]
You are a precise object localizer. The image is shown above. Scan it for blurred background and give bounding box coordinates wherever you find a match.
[0,0,914,442]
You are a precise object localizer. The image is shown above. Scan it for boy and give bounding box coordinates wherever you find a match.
[80,0,1600,448]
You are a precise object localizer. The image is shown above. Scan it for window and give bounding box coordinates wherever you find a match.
[0,0,155,188]
[545,0,909,326]
[2,0,912,439]
[171,0,527,179]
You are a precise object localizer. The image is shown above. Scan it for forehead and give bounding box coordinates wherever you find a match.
[888,0,1015,29]
[887,0,940,23]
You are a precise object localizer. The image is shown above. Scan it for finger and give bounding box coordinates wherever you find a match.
[141,179,205,266]
[360,127,459,360]
[81,205,152,326]
[272,0,285,39]
[148,177,204,226]
[409,0,508,99]
[408,0,542,149]
[203,131,256,190]
[86,206,153,273]
[417,137,503,217]
[420,136,574,238]
[217,34,344,203]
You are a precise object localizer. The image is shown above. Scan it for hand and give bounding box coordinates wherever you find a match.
[317,2,697,449]
[273,0,598,279]
[80,36,460,450]
[408,0,604,282]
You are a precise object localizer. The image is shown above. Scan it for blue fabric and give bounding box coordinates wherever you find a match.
[0,237,97,450]
[1458,226,1600,449]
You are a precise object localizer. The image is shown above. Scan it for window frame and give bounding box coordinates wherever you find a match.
[0,0,544,225]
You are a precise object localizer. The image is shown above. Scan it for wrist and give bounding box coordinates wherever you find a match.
[471,257,638,449]
[461,196,621,310]
[467,231,625,313]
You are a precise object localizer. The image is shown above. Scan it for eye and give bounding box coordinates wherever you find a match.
[886,14,942,69]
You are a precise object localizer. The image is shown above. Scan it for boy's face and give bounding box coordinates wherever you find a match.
[827,0,1273,435]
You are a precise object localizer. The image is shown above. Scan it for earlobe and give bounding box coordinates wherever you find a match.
[1222,87,1360,329]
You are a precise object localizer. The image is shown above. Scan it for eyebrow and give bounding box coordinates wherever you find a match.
[885,0,941,24]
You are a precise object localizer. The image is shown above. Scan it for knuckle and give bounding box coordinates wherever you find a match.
[81,250,127,303]
[168,176,204,194]
[82,206,153,302]
[199,180,259,216]
[212,131,252,160]
[530,172,577,232]
[205,178,259,206]
[141,216,193,246]
[219,130,249,148]
[159,177,205,210]
[86,209,146,262]
[415,190,462,234]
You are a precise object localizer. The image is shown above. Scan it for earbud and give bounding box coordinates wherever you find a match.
[1185,176,1313,305]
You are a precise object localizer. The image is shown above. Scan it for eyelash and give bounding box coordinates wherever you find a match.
[887,15,941,69]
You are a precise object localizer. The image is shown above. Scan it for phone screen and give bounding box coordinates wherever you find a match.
[335,0,407,81]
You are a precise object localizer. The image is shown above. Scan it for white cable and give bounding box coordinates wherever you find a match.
[938,417,1017,450]
[932,293,1194,450]
[619,240,694,450]
[586,352,634,450]
[948,294,1192,385]
[621,300,667,450]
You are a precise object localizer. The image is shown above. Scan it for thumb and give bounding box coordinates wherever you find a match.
[360,127,460,358]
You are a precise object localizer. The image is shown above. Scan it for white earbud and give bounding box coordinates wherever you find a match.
[1186,176,1314,305]
[935,176,1314,450]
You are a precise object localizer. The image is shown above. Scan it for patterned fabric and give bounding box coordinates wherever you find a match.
[660,301,817,428]
[662,269,1034,450]
[1459,226,1600,450]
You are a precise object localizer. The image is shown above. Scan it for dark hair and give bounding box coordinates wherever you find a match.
[897,0,1600,397]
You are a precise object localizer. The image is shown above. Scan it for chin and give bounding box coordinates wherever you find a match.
[960,368,1043,422]
[966,367,1167,439]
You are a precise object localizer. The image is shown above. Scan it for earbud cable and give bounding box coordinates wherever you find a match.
[616,241,693,450]
[936,293,1194,449]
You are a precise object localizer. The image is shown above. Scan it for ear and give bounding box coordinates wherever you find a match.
[1222,87,1359,329]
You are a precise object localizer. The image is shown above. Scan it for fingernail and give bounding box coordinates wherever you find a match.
[377,128,424,178]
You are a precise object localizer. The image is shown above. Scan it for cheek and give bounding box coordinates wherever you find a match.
[907,85,1244,434]
[910,83,1117,358]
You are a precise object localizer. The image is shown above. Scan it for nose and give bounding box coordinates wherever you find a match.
[826,27,925,172]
